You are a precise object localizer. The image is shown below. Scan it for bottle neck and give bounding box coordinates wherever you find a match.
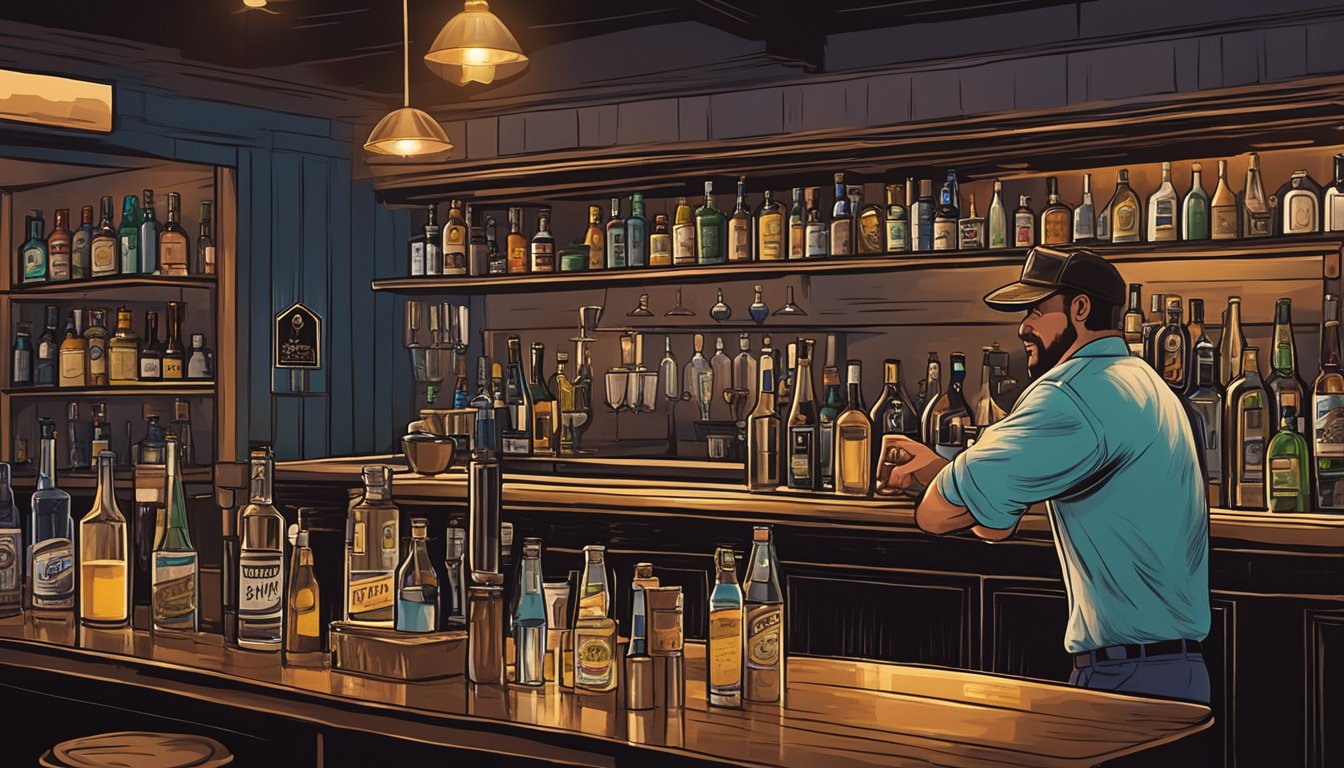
[38,433,56,489]
[250,458,273,504]
[95,453,116,510]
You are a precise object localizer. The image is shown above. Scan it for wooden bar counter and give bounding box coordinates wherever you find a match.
[0,614,1208,767]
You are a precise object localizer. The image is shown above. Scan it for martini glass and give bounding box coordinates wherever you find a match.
[665,288,695,317]
[773,285,808,317]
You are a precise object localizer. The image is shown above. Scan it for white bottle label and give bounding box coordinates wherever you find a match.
[238,550,283,617]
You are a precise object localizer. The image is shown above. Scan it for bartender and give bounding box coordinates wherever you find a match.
[877,246,1210,703]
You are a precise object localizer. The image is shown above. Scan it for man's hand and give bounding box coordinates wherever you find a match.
[875,435,949,497]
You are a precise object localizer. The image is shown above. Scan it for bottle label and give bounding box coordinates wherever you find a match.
[806,225,827,257]
[508,245,528,273]
[88,342,106,378]
[608,230,626,268]
[13,350,30,383]
[1074,209,1095,239]
[238,550,283,617]
[203,246,217,275]
[120,233,139,267]
[1286,192,1318,233]
[1315,394,1344,458]
[788,425,816,485]
[23,245,45,280]
[49,244,70,279]
[163,358,184,379]
[33,537,74,600]
[1331,197,1344,232]
[110,348,137,382]
[444,245,467,275]
[698,224,721,263]
[708,607,743,687]
[446,224,466,248]
[575,631,614,687]
[0,529,19,594]
[887,218,908,252]
[958,221,984,250]
[1246,210,1271,237]
[160,240,188,271]
[746,604,783,667]
[530,243,554,272]
[1160,334,1185,387]
[789,222,805,259]
[829,220,851,256]
[59,348,85,383]
[1269,456,1302,498]
[409,242,425,276]
[1113,200,1139,237]
[674,224,695,264]
[140,357,161,379]
[729,219,750,262]
[933,219,957,250]
[858,212,882,253]
[650,235,672,266]
[1238,394,1265,482]
[1185,204,1208,239]
[1043,212,1070,244]
[91,239,117,274]
[1014,213,1034,246]
[758,214,783,261]
[153,552,198,625]
[819,421,835,480]
[1211,205,1237,238]
[1154,199,1176,231]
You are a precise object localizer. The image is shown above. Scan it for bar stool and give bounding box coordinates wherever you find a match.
[40,732,233,768]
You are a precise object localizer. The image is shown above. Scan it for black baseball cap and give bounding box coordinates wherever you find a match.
[983,246,1126,312]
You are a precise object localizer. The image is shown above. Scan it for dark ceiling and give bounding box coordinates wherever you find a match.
[0,0,1077,98]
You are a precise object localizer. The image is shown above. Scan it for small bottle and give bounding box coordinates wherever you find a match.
[395,518,439,632]
[884,183,908,253]
[530,207,556,273]
[443,199,468,275]
[672,197,696,266]
[20,210,48,284]
[708,546,744,708]
[139,310,163,381]
[506,207,529,274]
[804,203,827,259]
[11,321,32,387]
[1039,177,1072,245]
[407,204,430,276]
[443,522,467,629]
[649,213,672,267]
[627,193,648,268]
[696,180,727,265]
[84,309,110,386]
[1183,163,1211,240]
[788,187,807,260]
[573,545,617,694]
[58,312,88,388]
[1265,406,1310,513]
[987,180,1007,249]
[196,201,216,275]
[152,435,198,633]
[1242,152,1272,238]
[91,196,119,277]
[513,537,547,686]
[285,510,323,655]
[108,308,140,385]
[1147,161,1179,242]
[238,446,285,650]
[828,173,852,256]
[1013,195,1036,247]
[957,193,986,250]
[346,466,399,626]
[187,334,213,380]
[80,450,130,628]
[47,208,72,281]
[159,192,191,276]
[1073,173,1096,242]
[468,222,490,277]
[756,189,786,261]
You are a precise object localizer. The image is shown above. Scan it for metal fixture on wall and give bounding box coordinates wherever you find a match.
[424,0,529,86]
[364,0,454,158]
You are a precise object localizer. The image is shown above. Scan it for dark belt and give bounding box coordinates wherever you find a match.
[1073,639,1202,668]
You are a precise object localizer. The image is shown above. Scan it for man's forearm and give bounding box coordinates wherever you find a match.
[917,483,1017,541]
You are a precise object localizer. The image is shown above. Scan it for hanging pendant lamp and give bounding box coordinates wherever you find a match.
[365,0,453,158]
[424,0,528,86]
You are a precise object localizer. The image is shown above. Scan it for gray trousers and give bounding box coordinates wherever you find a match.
[1069,651,1211,703]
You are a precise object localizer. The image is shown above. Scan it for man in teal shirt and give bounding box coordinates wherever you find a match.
[878,246,1210,703]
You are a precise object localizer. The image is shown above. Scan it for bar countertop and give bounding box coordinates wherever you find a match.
[0,614,1210,768]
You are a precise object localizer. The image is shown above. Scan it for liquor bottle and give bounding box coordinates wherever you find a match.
[925,353,975,460]
[71,205,93,280]
[152,435,197,632]
[684,333,714,421]
[1107,169,1142,243]
[708,546,744,708]
[30,418,74,610]
[885,183,908,253]
[573,544,617,694]
[196,201,216,276]
[558,568,580,690]
[1183,163,1211,240]
[1187,309,1224,506]
[1211,159,1238,240]
[975,345,1012,428]
[66,401,89,471]
[506,207,529,274]
[870,358,921,446]
[1242,152,1272,238]
[139,310,163,381]
[834,361,872,497]
[917,353,943,435]
[12,321,32,387]
[756,189,786,261]
[108,308,140,385]
[728,333,754,394]
[285,512,322,654]
[91,196,119,277]
[1147,162,1179,242]
[696,181,727,265]
[829,173,853,257]
[957,193,986,250]
[932,184,958,252]
[136,417,168,466]
[746,350,781,492]
[501,522,517,642]
[1141,292,1165,365]
[443,522,466,629]
[1266,406,1310,513]
[0,465,19,617]
[728,177,752,263]
[48,208,72,281]
[1275,169,1323,235]
[394,518,438,632]
[913,179,935,252]
[84,309,109,386]
[1186,297,1214,384]
[817,351,845,490]
[785,187,806,260]
[1039,177,1072,245]
[629,562,658,657]
[987,180,1007,249]
[624,192,648,268]
[1266,298,1308,434]
[777,340,797,419]
[345,465,399,627]
[530,207,555,273]
[1327,154,1344,233]
[139,190,162,274]
[672,196,695,266]
[1073,173,1096,242]
[1122,284,1145,357]
[1218,296,1247,389]
[170,399,195,467]
[708,336,732,420]
[443,199,468,275]
[78,450,129,628]
[90,403,110,458]
[485,216,504,276]
[58,312,88,388]
[118,195,141,274]
[744,525,783,703]
[468,223,490,277]
[238,446,284,649]
[1224,347,1270,510]
[649,213,672,267]
[1013,195,1035,247]
[1314,311,1344,512]
[162,302,186,380]
[35,305,58,388]
[550,352,577,454]
[804,192,827,259]
[529,342,557,455]
[186,334,212,380]
[159,193,190,276]
[786,340,819,491]
[1152,296,1191,393]
[500,337,532,455]
[857,187,883,254]
[513,538,547,686]
[605,197,627,269]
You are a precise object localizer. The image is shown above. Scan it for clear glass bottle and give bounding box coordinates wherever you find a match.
[804,191,827,259]
[708,546,744,708]
[711,336,732,421]
[1218,296,1247,390]
[468,222,490,277]
[731,333,757,395]
[1187,306,1224,507]
[870,358,920,445]
[152,435,197,632]
[443,522,467,629]
[756,189,786,261]
[987,180,1007,249]
[1210,159,1238,240]
[744,526,783,703]
[746,349,781,492]
[1039,177,1072,245]
[395,518,439,633]
[1266,298,1308,434]
[513,537,547,686]
[197,201,216,276]
[605,197,627,269]
[684,333,714,422]
[1266,406,1310,513]
[1183,163,1210,240]
[1073,173,1096,242]
[0,465,19,617]
[1147,161,1179,242]
[345,465,398,627]
[1314,311,1344,512]
[729,176,753,263]
[1275,169,1323,235]
[834,361,873,497]
[573,545,617,694]
[80,450,129,628]
[786,339,819,491]
[1224,347,1270,510]
[238,446,284,649]
[696,181,727,265]
[31,418,74,610]
[975,345,1011,429]
[1242,152,1272,238]
[187,334,212,380]
[285,510,322,654]
[551,351,578,455]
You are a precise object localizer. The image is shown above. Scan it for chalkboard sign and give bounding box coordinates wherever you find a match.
[274,302,321,369]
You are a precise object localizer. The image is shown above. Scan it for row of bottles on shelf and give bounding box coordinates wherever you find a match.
[11,303,214,388]
[19,191,216,284]
[404,152,1344,277]
[11,401,204,474]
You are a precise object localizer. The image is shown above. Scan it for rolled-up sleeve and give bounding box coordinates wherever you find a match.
[935,382,1104,530]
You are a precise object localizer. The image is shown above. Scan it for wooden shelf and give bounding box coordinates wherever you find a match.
[371,236,1344,295]
[7,465,213,490]
[3,382,214,398]
[5,275,216,299]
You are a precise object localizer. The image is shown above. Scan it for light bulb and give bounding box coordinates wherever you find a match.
[462,47,491,65]
[460,64,497,85]
[393,139,425,157]
[243,0,267,7]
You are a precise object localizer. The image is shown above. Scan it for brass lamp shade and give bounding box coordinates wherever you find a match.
[424,0,529,86]
[364,106,454,158]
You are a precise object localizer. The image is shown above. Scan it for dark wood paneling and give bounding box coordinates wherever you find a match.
[990,585,1070,682]
[1307,609,1344,768]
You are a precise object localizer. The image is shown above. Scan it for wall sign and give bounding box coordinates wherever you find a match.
[274,302,321,369]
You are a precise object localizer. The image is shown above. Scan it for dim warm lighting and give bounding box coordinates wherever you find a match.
[424,0,529,86]
[365,0,453,159]
[243,0,267,7]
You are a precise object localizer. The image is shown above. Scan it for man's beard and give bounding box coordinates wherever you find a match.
[1023,323,1078,378]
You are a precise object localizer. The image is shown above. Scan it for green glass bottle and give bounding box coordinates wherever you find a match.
[1266,405,1311,513]
[695,180,726,265]
[118,195,141,275]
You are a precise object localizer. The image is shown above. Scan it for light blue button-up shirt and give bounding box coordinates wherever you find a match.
[935,336,1210,653]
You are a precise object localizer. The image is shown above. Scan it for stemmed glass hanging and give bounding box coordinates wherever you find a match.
[773,285,808,317]
[665,288,695,317]
[627,292,654,317]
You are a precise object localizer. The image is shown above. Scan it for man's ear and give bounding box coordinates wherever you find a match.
[1071,294,1092,326]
